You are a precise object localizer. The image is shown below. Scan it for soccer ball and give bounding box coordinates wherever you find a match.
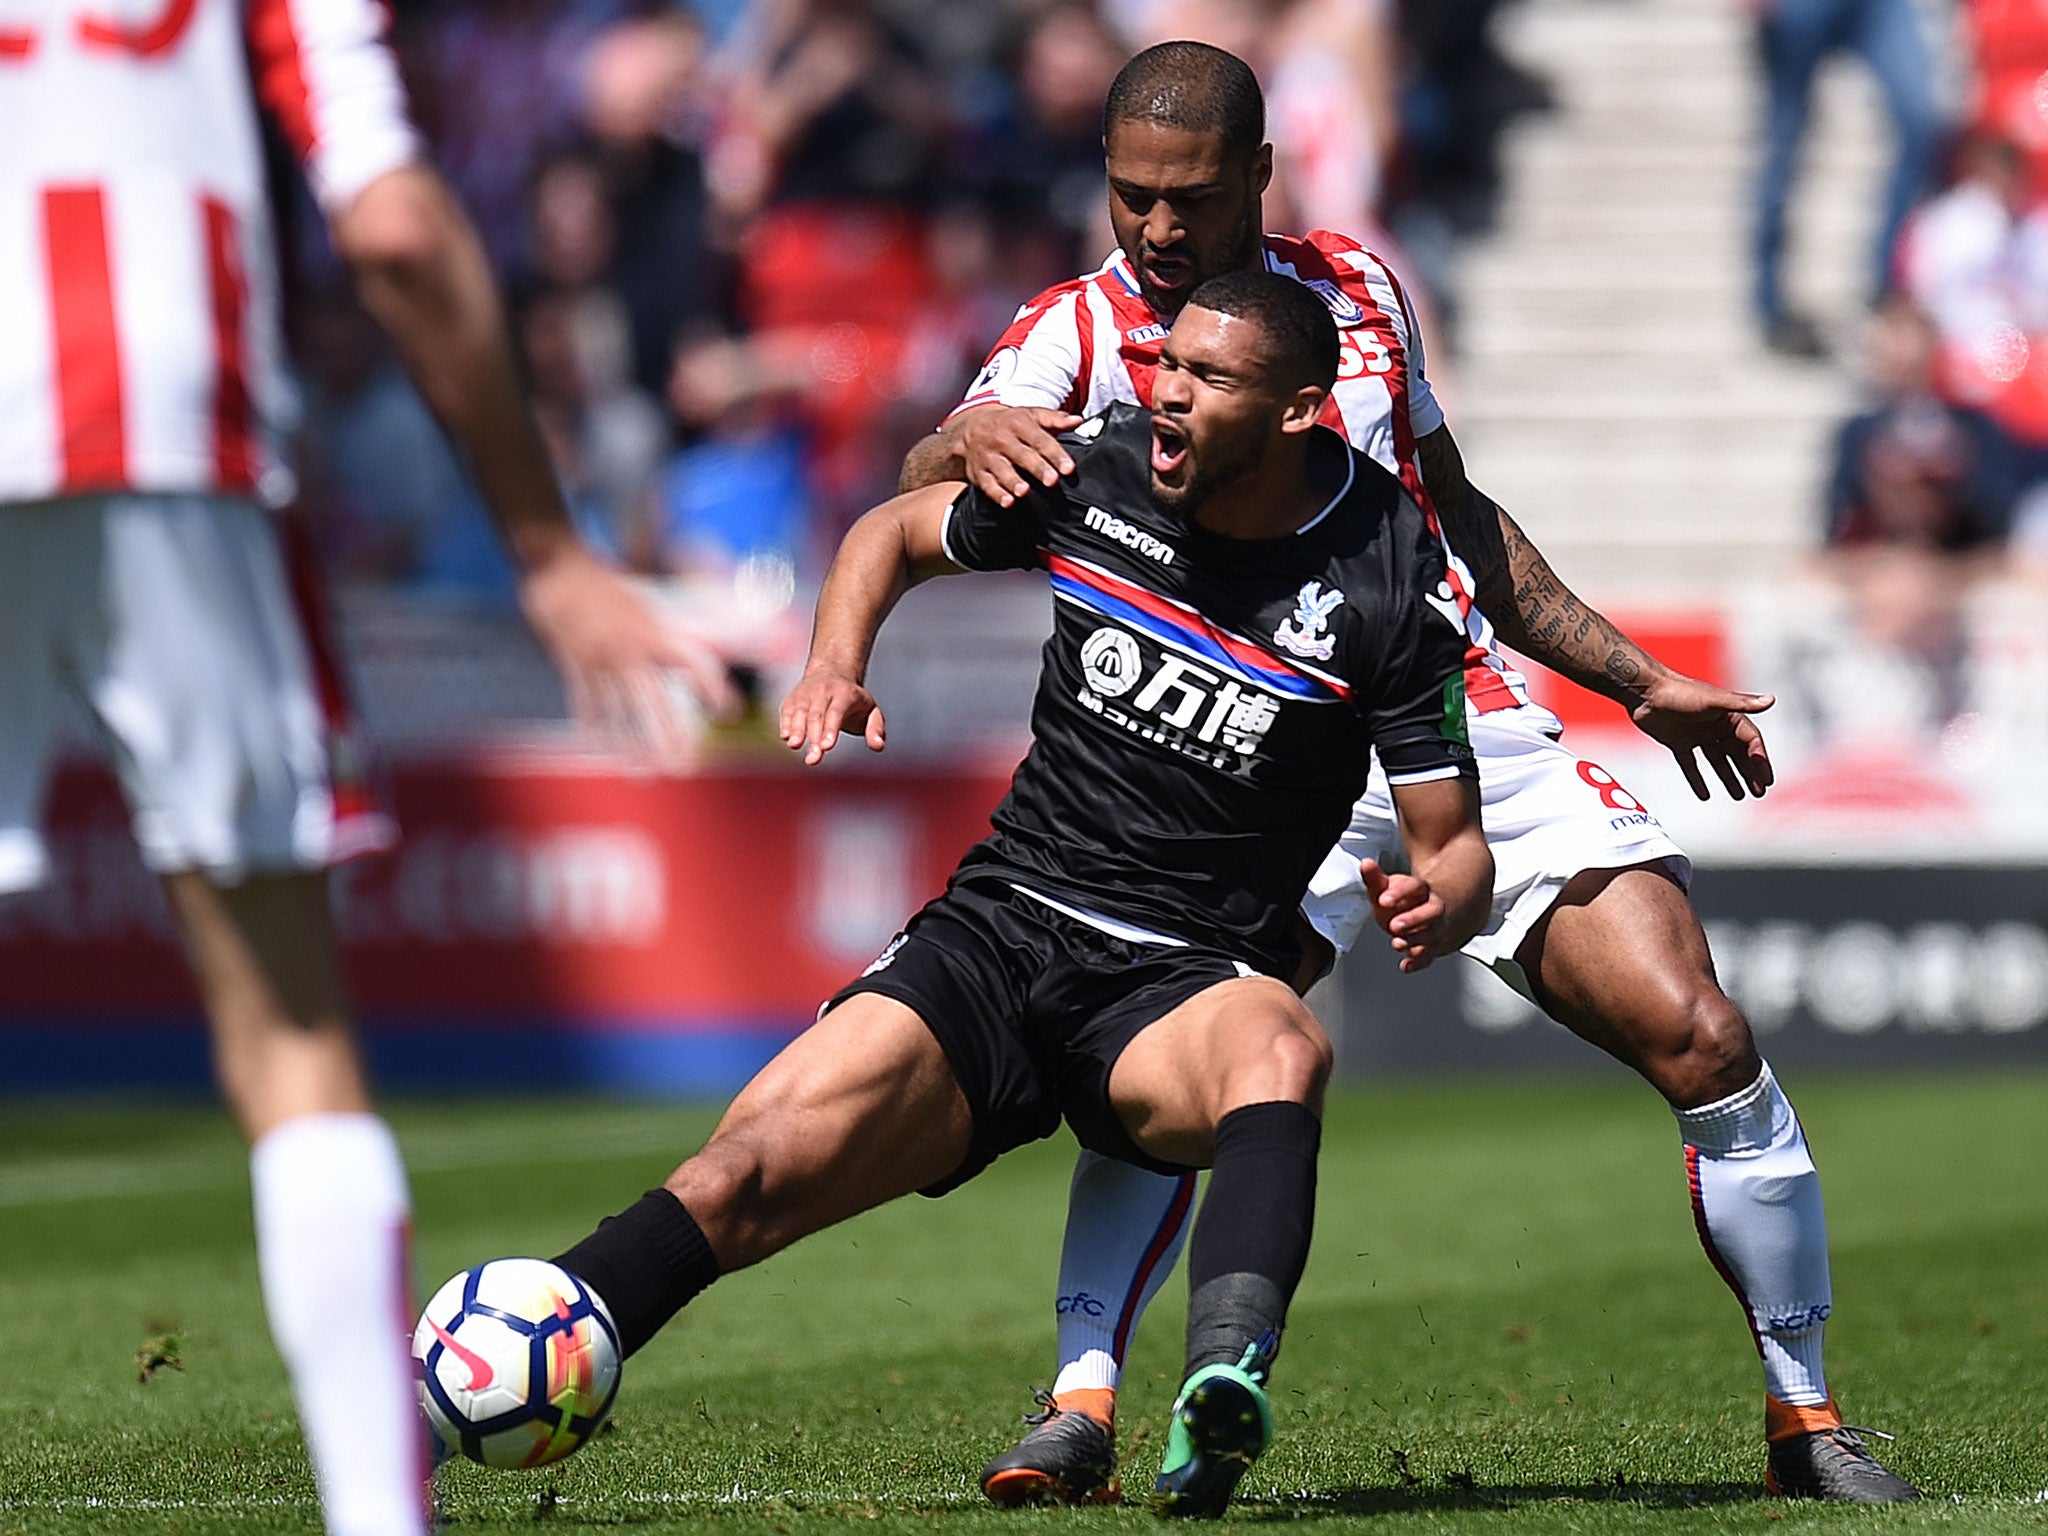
[412,1258,622,1468]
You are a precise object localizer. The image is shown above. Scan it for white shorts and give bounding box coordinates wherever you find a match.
[1303,704,1690,997]
[0,494,394,894]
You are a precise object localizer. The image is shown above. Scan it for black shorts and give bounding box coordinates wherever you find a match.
[823,873,1257,1196]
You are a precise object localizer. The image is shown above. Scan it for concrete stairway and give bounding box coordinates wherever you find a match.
[1449,0,1893,599]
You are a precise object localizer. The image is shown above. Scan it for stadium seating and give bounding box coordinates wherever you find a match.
[1454,0,1889,595]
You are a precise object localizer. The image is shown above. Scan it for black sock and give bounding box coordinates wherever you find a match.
[1184,1100,1320,1379]
[554,1190,719,1358]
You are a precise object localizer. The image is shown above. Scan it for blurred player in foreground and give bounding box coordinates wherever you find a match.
[902,42,1917,1506]
[0,5,724,1533]
[552,273,1491,1517]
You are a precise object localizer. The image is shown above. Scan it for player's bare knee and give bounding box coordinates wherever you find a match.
[1660,989,1760,1109]
[1265,1026,1332,1103]
[1216,993,1331,1113]
[663,1136,777,1261]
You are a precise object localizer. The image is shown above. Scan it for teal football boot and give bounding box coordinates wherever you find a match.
[1152,1335,1275,1518]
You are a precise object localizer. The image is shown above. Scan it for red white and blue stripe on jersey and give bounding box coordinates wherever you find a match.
[1046,551,1353,704]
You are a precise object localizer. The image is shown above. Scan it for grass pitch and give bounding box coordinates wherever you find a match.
[1,1072,2044,1534]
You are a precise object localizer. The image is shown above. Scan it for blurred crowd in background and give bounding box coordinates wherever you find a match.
[291,0,1537,623]
[288,0,2048,703]
[1804,0,2048,704]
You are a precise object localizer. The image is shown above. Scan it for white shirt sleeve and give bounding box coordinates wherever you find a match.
[1396,282,1446,439]
[946,288,1089,421]
[245,0,423,214]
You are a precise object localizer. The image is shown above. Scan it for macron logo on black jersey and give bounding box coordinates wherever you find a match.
[1085,506,1177,565]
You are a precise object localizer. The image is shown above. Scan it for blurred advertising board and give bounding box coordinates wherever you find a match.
[4,762,2042,1095]
[1334,864,2048,1075]
[0,760,1009,1095]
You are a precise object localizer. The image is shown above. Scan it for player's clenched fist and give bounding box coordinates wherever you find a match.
[955,406,1082,507]
[1359,857,1455,973]
[780,669,887,765]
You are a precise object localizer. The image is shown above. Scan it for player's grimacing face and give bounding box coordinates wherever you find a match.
[1149,306,1278,513]
[1104,120,1270,315]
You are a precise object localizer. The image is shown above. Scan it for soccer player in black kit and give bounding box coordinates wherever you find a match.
[546,272,1494,1516]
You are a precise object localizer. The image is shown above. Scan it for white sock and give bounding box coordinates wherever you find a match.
[251,1112,430,1536]
[1048,1150,1196,1398]
[1674,1061,1832,1408]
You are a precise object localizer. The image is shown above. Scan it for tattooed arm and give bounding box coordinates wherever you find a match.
[1413,425,1661,699]
[1412,424,1777,801]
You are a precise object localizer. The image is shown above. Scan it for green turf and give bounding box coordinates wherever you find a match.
[2,1073,2044,1534]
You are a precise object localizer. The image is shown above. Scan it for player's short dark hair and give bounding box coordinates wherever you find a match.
[1104,41,1264,161]
[1186,270,1339,393]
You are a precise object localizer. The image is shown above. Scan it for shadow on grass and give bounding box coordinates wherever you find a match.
[1231,1479,1762,1520]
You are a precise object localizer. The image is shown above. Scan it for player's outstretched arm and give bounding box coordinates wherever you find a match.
[1413,424,1775,801]
[1375,776,1492,973]
[780,482,965,765]
[332,164,735,765]
[900,406,1081,504]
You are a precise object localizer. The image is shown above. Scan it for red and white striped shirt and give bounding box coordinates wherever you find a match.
[950,231,1544,717]
[0,0,421,507]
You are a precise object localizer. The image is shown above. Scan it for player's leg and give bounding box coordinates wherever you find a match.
[986,852,1360,1508]
[1516,862,1757,1105]
[167,871,375,1135]
[1111,974,1327,1374]
[78,495,427,1536]
[1107,975,1331,1517]
[556,883,1063,1359]
[667,991,972,1264]
[1032,819,1384,1409]
[988,801,1384,1509]
[1517,862,1916,1501]
[166,871,429,1536]
[555,993,970,1355]
[979,1152,1193,1505]
[978,804,1385,1510]
[1050,1153,1195,1407]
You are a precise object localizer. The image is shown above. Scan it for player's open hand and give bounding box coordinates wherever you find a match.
[519,545,740,772]
[780,668,886,765]
[956,406,1082,508]
[1359,858,1450,973]
[1627,671,1775,801]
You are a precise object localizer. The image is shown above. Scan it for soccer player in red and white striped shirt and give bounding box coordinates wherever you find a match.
[903,42,1916,1508]
[0,5,724,1532]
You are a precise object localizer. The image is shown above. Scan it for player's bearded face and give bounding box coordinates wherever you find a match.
[1104,122,1269,315]
[1149,308,1272,515]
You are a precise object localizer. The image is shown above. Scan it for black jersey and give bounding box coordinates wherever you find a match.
[941,402,1475,976]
